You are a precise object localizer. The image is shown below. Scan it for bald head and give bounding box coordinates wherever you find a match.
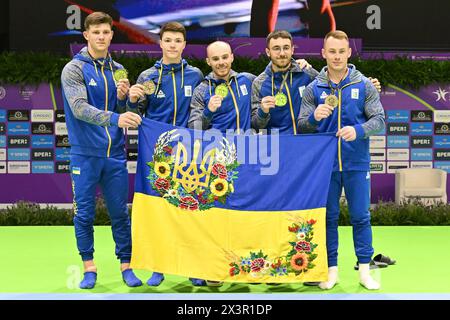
[206,41,234,80]
[206,41,232,58]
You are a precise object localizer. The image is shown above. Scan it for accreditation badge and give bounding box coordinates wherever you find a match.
[113,69,128,82]
[325,94,338,108]
[142,80,156,95]
[215,84,229,98]
[274,92,287,107]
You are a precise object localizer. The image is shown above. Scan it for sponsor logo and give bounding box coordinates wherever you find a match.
[56,135,70,147]
[8,149,30,161]
[0,161,5,173]
[411,110,433,122]
[31,149,54,161]
[411,149,433,161]
[55,110,66,122]
[410,136,433,148]
[0,86,6,100]
[31,110,54,122]
[370,162,385,174]
[434,123,450,135]
[434,136,450,148]
[19,88,34,100]
[320,91,328,99]
[127,161,137,174]
[370,148,386,161]
[387,161,409,174]
[369,136,386,148]
[411,161,433,169]
[55,161,70,173]
[88,79,97,86]
[0,122,5,134]
[387,136,409,148]
[157,90,166,98]
[8,136,30,147]
[411,123,433,135]
[7,161,30,174]
[387,110,409,123]
[0,109,6,121]
[127,127,138,135]
[434,161,450,173]
[387,149,409,161]
[31,135,54,148]
[7,122,30,135]
[387,123,409,135]
[434,149,450,161]
[0,148,5,161]
[0,136,5,147]
[127,135,138,148]
[55,148,70,161]
[55,122,68,135]
[433,87,449,101]
[434,110,450,123]
[8,110,30,121]
[127,150,138,161]
[32,123,53,134]
[32,162,54,174]
[411,110,432,122]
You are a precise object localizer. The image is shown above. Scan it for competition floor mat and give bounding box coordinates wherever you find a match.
[1,226,449,299]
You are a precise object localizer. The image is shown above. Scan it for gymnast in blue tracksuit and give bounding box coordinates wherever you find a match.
[126,22,205,287]
[188,64,255,133]
[61,12,143,289]
[298,31,385,290]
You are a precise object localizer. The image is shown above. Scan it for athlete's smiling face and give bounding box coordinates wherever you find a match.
[206,41,234,80]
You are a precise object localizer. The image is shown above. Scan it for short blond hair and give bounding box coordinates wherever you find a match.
[324,30,349,45]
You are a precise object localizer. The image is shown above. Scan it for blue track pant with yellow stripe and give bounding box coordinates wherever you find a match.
[70,154,131,263]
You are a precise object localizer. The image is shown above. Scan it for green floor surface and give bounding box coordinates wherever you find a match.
[0,226,449,294]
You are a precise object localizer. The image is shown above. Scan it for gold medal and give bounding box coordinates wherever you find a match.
[275,92,287,107]
[325,94,338,108]
[214,84,229,98]
[142,80,156,95]
[113,69,128,82]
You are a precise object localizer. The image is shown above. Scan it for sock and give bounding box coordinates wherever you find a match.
[122,269,143,287]
[319,266,339,290]
[147,272,165,286]
[79,271,97,289]
[358,263,380,290]
[190,278,206,286]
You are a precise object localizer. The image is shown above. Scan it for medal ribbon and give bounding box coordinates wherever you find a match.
[271,71,290,96]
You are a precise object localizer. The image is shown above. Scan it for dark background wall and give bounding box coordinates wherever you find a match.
[4,0,450,52]
[0,0,9,51]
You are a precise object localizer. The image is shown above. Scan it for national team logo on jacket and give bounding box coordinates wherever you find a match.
[147,130,240,211]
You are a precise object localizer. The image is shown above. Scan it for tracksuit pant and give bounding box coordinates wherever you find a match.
[70,154,131,263]
[326,170,374,267]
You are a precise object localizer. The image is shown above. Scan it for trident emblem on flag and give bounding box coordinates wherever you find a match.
[172,140,216,193]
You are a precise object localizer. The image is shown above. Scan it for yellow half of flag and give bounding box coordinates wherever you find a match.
[131,192,328,283]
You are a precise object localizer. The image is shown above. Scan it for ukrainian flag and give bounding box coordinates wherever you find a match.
[131,119,337,283]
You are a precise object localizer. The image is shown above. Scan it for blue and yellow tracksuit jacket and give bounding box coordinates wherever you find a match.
[127,59,203,127]
[251,59,318,135]
[298,64,385,172]
[188,70,255,133]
